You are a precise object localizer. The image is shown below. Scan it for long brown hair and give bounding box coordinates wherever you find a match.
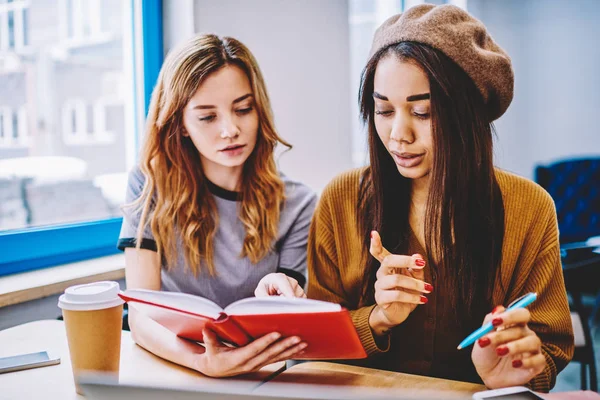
[131,34,290,275]
[358,42,505,319]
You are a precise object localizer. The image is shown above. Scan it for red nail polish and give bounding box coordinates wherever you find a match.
[491,306,503,314]
[492,318,503,327]
[415,259,426,267]
[496,346,509,356]
[420,296,428,304]
[477,337,491,348]
[512,359,523,368]
[424,283,434,292]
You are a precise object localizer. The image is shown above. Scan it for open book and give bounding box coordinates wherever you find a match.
[119,289,367,360]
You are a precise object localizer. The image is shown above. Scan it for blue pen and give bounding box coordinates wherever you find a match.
[456,292,538,350]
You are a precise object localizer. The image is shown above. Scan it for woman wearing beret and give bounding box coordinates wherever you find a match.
[307,4,573,392]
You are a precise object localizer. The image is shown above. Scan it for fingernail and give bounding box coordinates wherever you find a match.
[496,346,509,356]
[492,318,503,327]
[300,343,308,349]
[512,359,523,368]
[424,283,433,292]
[272,333,281,340]
[420,296,428,304]
[491,306,503,314]
[415,259,426,267]
[477,337,491,348]
[370,231,375,239]
[292,337,300,344]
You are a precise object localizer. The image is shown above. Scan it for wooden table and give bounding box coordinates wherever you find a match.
[3,321,596,400]
[256,362,600,400]
[255,361,487,399]
[0,320,285,399]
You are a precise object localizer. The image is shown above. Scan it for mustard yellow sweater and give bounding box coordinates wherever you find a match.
[307,168,574,392]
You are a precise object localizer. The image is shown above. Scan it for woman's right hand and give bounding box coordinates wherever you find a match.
[368,231,432,335]
[194,328,307,378]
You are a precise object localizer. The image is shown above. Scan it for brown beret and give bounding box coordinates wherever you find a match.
[370,4,514,121]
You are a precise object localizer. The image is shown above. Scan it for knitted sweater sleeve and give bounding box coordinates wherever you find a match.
[516,198,574,392]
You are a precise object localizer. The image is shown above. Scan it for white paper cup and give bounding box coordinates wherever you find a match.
[58,281,124,395]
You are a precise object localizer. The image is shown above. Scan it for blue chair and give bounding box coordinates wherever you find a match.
[535,157,600,391]
[535,158,600,243]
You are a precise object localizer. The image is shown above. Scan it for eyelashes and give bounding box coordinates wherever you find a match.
[374,109,430,120]
[236,107,253,115]
[198,115,215,122]
[413,112,430,120]
[198,107,254,123]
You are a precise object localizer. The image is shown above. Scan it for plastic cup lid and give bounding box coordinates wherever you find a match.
[58,281,124,311]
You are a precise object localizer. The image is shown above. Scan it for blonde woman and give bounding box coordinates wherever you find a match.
[118,34,317,377]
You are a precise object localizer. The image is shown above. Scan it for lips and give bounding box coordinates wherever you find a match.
[219,144,246,157]
[220,144,245,152]
[390,150,425,168]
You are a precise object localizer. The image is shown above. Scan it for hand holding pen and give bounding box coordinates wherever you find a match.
[467,293,546,389]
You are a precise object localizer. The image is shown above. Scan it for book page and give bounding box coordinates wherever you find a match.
[224,296,342,316]
[122,289,224,319]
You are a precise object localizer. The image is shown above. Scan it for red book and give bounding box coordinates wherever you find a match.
[119,289,367,360]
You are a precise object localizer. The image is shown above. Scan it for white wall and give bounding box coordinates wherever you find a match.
[166,0,600,185]
[470,0,600,179]
[164,0,354,193]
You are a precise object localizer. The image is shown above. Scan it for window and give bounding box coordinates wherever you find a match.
[58,0,111,47]
[348,0,467,167]
[0,0,164,276]
[0,0,28,52]
[0,106,27,148]
[61,98,116,146]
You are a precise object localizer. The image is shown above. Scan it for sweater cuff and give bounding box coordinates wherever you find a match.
[350,305,390,356]
[526,349,556,393]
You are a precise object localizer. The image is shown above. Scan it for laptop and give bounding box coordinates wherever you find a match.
[78,374,438,400]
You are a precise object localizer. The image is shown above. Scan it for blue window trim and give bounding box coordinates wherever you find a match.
[0,0,164,277]
[142,0,164,115]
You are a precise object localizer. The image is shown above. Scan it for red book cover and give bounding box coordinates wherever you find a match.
[119,289,367,360]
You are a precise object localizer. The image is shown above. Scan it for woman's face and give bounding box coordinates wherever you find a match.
[182,65,259,177]
[373,55,433,184]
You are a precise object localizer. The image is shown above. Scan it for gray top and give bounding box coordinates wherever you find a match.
[118,166,317,308]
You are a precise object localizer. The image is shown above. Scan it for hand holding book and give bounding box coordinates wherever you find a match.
[120,289,366,360]
[196,326,306,377]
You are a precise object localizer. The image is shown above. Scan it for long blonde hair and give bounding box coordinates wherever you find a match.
[131,34,290,275]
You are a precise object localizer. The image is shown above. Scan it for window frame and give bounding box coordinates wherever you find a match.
[0,0,164,277]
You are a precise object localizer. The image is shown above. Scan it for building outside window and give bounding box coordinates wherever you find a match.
[0,0,135,232]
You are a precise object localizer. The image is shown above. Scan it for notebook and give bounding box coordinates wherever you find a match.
[120,289,367,360]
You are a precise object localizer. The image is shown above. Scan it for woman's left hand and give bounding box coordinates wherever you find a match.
[254,273,306,298]
[472,305,546,389]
